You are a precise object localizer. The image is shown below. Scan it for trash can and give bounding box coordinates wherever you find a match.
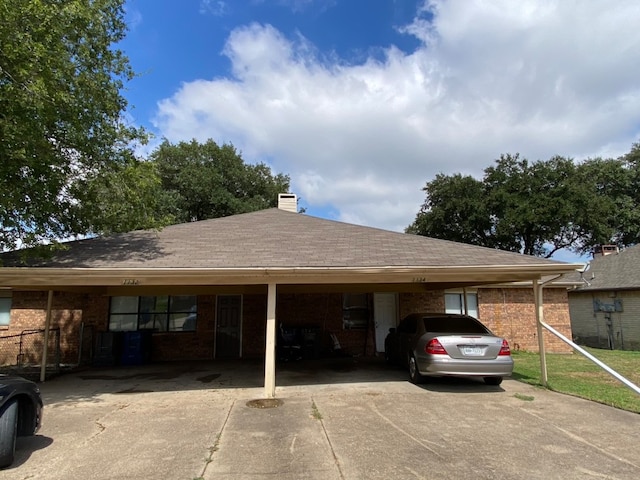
[93,331,123,366]
[120,330,152,365]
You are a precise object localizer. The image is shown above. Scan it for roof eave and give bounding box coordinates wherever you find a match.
[0,263,583,288]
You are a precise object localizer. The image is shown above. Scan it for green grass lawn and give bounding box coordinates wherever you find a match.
[512,347,640,414]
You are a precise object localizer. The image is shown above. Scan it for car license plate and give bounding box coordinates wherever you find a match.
[462,346,484,356]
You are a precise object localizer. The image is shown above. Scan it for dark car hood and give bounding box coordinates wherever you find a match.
[0,374,37,388]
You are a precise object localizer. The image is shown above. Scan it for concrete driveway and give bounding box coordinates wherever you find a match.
[2,358,639,480]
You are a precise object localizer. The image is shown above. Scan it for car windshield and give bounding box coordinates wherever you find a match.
[422,316,490,334]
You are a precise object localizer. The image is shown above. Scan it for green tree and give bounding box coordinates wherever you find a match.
[0,0,145,250]
[151,139,291,222]
[572,157,630,253]
[483,154,584,257]
[72,159,177,235]
[619,143,640,245]
[406,173,495,246]
[407,152,640,258]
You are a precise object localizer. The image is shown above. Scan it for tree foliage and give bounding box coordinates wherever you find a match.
[78,138,292,233]
[406,173,493,246]
[150,139,291,223]
[73,159,176,235]
[0,0,145,250]
[408,145,640,258]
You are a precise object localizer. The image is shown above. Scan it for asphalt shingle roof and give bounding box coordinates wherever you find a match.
[1,209,570,269]
[565,244,640,291]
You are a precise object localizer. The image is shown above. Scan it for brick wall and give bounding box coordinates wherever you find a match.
[242,294,267,358]
[399,291,445,318]
[1,291,109,365]
[151,295,216,361]
[569,290,640,351]
[274,293,376,356]
[3,286,573,365]
[479,287,572,353]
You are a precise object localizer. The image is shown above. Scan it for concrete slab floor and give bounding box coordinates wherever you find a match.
[1,358,639,480]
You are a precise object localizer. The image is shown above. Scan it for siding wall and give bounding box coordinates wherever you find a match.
[569,290,640,351]
[1,286,573,365]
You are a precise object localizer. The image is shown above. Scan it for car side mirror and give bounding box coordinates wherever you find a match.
[388,327,396,334]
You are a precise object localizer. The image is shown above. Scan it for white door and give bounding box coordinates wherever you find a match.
[373,293,398,353]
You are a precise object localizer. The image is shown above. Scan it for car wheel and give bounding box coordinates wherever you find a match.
[0,399,18,469]
[408,355,424,384]
[484,376,503,386]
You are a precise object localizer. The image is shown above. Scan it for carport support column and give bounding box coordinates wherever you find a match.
[462,287,469,315]
[40,290,54,383]
[264,283,277,398]
[533,279,548,386]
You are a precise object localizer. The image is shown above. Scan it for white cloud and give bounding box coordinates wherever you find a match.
[199,0,228,16]
[154,0,640,234]
[255,0,337,14]
[125,7,143,31]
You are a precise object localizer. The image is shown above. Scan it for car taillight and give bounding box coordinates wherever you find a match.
[425,338,447,355]
[498,339,511,356]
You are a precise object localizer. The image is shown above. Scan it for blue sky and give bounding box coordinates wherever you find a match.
[119,0,640,262]
[122,0,425,133]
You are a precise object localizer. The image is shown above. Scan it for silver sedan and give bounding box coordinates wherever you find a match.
[384,312,514,385]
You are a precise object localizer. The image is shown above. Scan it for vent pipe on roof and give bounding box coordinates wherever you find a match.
[278,193,297,213]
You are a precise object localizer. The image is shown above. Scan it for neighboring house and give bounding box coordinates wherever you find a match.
[566,244,640,351]
[0,194,579,392]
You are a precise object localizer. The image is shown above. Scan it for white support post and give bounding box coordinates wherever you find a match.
[264,283,277,398]
[462,287,469,316]
[40,290,53,383]
[533,279,548,386]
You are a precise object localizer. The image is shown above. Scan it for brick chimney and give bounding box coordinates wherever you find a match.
[594,245,619,257]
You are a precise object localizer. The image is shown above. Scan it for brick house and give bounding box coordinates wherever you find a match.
[566,244,640,351]
[0,195,579,395]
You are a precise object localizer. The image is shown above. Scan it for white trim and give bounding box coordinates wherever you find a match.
[534,279,548,385]
[264,283,277,398]
[0,264,584,288]
[40,290,53,382]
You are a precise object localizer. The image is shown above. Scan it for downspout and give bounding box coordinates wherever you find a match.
[534,274,563,387]
[40,290,54,383]
[264,283,277,398]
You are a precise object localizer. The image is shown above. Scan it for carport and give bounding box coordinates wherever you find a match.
[0,198,582,397]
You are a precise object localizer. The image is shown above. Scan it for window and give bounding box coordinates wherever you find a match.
[109,296,197,332]
[422,315,489,334]
[0,296,11,327]
[445,292,478,318]
[342,293,370,330]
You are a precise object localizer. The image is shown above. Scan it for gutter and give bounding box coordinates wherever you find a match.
[0,264,584,288]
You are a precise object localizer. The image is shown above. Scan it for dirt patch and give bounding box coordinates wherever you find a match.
[196,373,221,383]
[80,373,172,381]
[78,366,207,381]
[115,388,154,394]
[246,398,284,409]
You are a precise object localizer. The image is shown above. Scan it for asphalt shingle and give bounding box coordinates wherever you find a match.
[565,244,640,291]
[1,209,569,269]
